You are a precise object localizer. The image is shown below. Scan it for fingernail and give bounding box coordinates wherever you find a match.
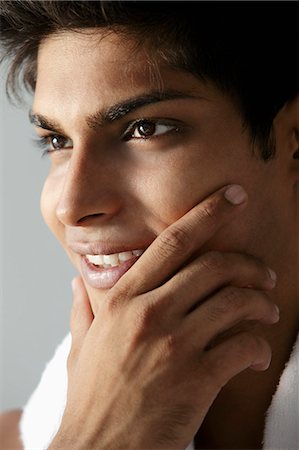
[224,185,248,205]
[270,304,280,324]
[274,304,280,317]
[267,268,277,283]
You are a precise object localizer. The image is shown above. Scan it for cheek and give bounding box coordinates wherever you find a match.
[131,152,224,231]
[40,175,64,243]
[131,143,269,253]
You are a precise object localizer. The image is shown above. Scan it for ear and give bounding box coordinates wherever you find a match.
[273,93,299,181]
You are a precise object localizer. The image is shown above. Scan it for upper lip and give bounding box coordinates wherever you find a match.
[68,241,153,256]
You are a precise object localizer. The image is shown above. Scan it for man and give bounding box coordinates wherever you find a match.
[0,2,298,449]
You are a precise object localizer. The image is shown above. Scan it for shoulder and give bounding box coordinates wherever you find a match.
[20,333,71,450]
[0,409,23,449]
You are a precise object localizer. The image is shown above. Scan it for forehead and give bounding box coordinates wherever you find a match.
[38,30,152,86]
[34,29,216,114]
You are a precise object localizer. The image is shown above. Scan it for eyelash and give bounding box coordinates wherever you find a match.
[34,118,183,157]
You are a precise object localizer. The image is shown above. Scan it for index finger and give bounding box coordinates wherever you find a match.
[115,184,248,296]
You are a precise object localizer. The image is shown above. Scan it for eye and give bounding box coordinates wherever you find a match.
[35,134,73,155]
[48,135,73,150]
[125,120,179,140]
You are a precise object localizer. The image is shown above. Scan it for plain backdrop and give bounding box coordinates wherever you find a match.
[0,64,76,411]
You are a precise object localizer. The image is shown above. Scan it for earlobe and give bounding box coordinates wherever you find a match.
[273,93,299,174]
[290,125,299,181]
[293,131,299,160]
[293,148,299,160]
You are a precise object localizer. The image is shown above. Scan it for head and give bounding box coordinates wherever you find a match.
[1,1,298,311]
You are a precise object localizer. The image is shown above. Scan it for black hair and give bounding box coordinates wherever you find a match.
[0,1,298,160]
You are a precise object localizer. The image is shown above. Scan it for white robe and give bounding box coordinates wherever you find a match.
[20,333,299,450]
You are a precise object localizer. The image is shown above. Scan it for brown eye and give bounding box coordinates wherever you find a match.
[128,120,178,140]
[136,121,156,137]
[47,135,72,151]
[50,135,68,149]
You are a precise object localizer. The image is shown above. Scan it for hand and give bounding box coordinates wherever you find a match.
[50,185,279,450]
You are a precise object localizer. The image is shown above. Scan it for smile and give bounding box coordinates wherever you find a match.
[85,249,144,269]
[80,248,146,289]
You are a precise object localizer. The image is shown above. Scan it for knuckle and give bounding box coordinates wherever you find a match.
[149,334,179,369]
[234,332,263,360]
[207,286,245,322]
[105,285,132,313]
[158,225,192,258]
[200,251,225,275]
[159,333,179,360]
[132,302,158,339]
[219,286,246,312]
[106,295,122,313]
[196,199,218,225]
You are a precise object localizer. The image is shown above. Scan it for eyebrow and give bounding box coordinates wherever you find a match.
[29,112,65,135]
[86,90,200,129]
[29,89,201,134]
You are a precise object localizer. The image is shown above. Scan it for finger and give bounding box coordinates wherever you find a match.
[70,276,94,354]
[183,286,279,352]
[116,184,248,297]
[198,332,272,394]
[152,252,277,317]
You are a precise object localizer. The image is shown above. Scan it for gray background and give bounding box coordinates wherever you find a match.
[0,65,75,412]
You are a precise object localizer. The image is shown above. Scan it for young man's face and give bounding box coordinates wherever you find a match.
[32,31,292,311]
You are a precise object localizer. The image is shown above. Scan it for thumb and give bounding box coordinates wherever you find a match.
[70,276,94,354]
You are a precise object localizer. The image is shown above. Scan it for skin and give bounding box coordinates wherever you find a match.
[0,410,22,449]
[7,29,299,449]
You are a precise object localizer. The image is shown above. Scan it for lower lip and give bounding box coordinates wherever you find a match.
[80,255,141,289]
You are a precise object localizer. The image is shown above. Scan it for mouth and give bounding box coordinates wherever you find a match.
[80,248,145,289]
[85,249,144,269]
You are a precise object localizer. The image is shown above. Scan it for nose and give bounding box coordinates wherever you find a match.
[56,148,122,226]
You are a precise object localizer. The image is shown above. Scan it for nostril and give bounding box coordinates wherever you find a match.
[77,213,105,225]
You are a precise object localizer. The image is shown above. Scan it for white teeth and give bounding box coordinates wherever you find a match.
[103,254,119,267]
[86,254,104,265]
[86,249,144,268]
[119,251,134,262]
